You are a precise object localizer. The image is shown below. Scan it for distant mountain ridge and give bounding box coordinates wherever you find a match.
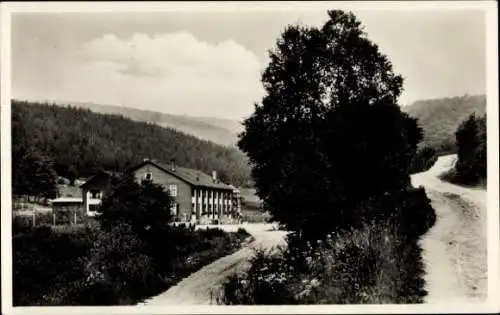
[54,101,243,147]
[49,95,485,155]
[402,94,486,154]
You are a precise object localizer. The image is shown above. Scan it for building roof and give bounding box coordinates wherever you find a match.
[133,160,234,190]
[80,170,120,189]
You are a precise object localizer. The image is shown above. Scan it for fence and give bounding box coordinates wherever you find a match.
[13,201,91,227]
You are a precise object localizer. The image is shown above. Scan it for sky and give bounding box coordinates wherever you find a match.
[11,7,487,120]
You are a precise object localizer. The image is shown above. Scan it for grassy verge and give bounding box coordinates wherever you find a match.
[13,221,250,306]
[218,188,435,304]
[218,222,426,304]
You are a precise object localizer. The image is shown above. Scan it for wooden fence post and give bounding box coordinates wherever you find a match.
[53,212,56,226]
[32,209,36,227]
[74,210,77,225]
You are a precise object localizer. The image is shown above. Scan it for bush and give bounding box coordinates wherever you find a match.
[444,114,486,186]
[13,219,250,306]
[409,146,438,174]
[78,223,163,305]
[13,225,96,306]
[220,221,427,304]
[237,228,251,238]
[219,188,434,305]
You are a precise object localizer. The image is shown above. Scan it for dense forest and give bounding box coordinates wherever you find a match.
[60,101,241,147]
[12,100,252,192]
[403,95,486,154]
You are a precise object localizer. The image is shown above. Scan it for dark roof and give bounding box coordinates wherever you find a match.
[80,170,119,189]
[133,160,234,190]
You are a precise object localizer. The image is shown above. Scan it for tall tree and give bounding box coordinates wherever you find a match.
[238,10,422,240]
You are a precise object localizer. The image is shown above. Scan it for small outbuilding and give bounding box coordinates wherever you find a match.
[50,197,85,225]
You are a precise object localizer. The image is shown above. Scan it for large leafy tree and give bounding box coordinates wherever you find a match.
[238,10,422,239]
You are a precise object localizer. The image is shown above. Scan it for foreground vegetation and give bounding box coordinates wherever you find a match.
[13,174,251,306]
[222,10,437,304]
[220,188,435,304]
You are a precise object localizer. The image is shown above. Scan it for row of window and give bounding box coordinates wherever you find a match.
[194,190,231,200]
[191,202,233,214]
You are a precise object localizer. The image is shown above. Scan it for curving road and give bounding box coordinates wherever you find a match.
[140,223,287,305]
[411,155,487,304]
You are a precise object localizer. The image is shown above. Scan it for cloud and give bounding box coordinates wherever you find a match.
[16,31,266,120]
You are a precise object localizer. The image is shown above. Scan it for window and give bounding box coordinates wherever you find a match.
[169,184,178,197]
[145,172,153,181]
[90,190,101,199]
[89,204,100,212]
[170,202,177,215]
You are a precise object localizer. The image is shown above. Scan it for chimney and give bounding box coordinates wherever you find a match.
[170,159,176,172]
[212,170,217,182]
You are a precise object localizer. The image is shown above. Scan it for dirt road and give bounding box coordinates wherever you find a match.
[411,155,487,304]
[140,223,287,305]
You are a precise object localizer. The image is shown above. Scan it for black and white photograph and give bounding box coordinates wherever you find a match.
[1,1,498,314]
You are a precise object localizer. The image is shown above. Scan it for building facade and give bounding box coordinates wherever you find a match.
[80,171,115,217]
[80,160,241,224]
[131,159,240,224]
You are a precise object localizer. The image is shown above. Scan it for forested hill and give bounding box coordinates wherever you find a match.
[402,95,486,154]
[56,101,242,147]
[12,100,252,187]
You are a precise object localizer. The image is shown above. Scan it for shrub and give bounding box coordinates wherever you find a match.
[409,146,438,174]
[444,114,487,186]
[13,220,249,306]
[219,188,434,305]
[13,225,96,306]
[237,228,251,238]
[220,221,427,304]
[78,223,162,305]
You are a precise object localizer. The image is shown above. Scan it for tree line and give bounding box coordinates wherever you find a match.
[11,100,253,200]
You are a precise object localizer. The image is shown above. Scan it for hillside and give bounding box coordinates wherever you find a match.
[55,101,241,147]
[11,100,252,187]
[402,95,486,154]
